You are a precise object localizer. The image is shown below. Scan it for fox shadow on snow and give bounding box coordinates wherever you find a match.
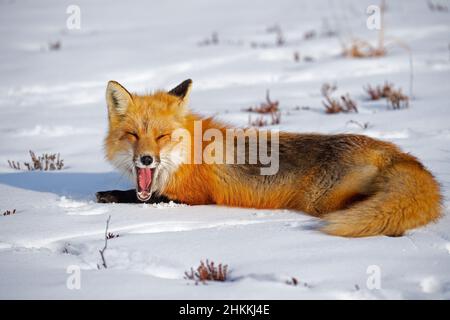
[0,171,133,200]
[0,171,323,229]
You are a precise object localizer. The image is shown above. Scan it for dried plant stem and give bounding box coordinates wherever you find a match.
[246,90,281,127]
[99,215,111,269]
[321,83,357,114]
[347,120,370,130]
[385,38,414,98]
[407,46,414,99]
[2,209,16,216]
[8,150,64,171]
[377,0,386,53]
[184,260,229,284]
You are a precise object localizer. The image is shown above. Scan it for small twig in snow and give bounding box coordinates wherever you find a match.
[347,120,371,130]
[98,215,111,269]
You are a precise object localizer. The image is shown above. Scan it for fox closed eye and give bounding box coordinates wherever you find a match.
[157,133,170,141]
[126,131,139,139]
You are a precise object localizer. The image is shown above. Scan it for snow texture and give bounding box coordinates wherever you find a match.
[0,0,449,299]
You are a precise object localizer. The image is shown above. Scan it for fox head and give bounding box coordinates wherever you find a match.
[104,79,192,201]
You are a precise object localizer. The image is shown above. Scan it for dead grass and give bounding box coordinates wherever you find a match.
[285,276,311,288]
[245,90,281,127]
[251,24,285,48]
[321,83,358,114]
[198,32,219,46]
[248,115,268,127]
[48,40,61,51]
[244,90,279,114]
[267,24,285,46]
[347,120,371,130]
[293,51,315,63]
[8,150,64,171]
[364,82,409,109]
[364,82,394,100]
[106,232,119,239]
[341,1,414,98]
[248,112,281,127]
[343,1,387,58]
[285,277,299,286]
[386,89,409,109]
[184,260,229,284]
[343,39,386,58]
[303,30,316,40]
[427,0,449,12]
[342,1,414,98]
[342,0,411,60]
[2,209,16,216]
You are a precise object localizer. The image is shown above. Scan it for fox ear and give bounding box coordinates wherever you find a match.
[106,81,133,117]
[168,79,192,102]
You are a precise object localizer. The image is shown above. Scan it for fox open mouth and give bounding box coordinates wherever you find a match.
[136,167,154,201]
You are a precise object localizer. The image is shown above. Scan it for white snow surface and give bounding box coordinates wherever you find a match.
[0,0,449,299]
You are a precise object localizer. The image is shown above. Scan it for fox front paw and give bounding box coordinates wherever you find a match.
[96,189,174,204]
[96,191,119,203]
[96,189,138,203]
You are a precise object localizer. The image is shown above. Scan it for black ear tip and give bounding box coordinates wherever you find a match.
[180,79,193,87]
[168,79,193,98]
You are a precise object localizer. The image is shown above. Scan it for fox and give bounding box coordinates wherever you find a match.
[96,79,443,237]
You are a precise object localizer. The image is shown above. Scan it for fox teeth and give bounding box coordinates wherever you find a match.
[137,191,151,201]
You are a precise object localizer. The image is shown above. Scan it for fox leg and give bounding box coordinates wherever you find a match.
[96,189,172,204]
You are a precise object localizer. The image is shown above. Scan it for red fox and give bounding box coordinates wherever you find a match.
[97,79,442,237]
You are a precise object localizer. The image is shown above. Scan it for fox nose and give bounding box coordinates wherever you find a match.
[140,155,153,166]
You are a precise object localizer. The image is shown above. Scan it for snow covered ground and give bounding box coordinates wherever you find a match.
[0,0,449,299]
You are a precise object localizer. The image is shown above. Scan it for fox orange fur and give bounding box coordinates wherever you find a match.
[99,79,443,237]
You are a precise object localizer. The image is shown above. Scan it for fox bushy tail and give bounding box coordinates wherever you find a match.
[321,156,442,237]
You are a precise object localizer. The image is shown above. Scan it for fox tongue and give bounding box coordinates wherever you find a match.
[138,168,152,191]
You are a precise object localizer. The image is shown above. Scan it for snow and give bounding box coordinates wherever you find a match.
[0,0,449,299]
[420,276,442,294]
